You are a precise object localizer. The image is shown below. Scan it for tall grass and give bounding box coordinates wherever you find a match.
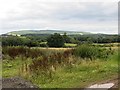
[2,44,118,88]
[2,46,74,78]
[2,46,62,59]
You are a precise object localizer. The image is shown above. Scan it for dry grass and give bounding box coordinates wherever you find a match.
[33,47,72,50]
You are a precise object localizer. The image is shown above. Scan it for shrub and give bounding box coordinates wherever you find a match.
[74,44,114,60]
[74,44,98,60]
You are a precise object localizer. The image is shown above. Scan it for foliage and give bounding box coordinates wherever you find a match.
[1,33,120,48]
[74,44,114,60]
[47,33,64,47]
[70,34,120,44]
[63,32,71,43]
[2,36,27,46]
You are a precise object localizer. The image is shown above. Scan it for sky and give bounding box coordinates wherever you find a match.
[0,0,118,34]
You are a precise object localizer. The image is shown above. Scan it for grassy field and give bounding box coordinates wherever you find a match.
[33,47,72,50]
[39,42,77,48]
[2,44,119,88]
[64,43,77,47]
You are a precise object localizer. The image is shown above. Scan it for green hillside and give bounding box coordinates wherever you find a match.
[7,30,91,35]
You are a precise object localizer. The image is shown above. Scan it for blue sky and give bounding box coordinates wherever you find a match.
[0,0,118,34]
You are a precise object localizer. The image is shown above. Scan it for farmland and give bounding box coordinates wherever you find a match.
[1,31,119,88]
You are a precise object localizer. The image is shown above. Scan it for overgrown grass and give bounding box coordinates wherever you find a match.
[3,58,21,77]
[2,45,118,88]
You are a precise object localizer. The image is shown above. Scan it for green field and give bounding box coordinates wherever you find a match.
[2,44,119,88]
[65,43,77,47]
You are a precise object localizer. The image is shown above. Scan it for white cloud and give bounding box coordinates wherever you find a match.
[0,0,118,34]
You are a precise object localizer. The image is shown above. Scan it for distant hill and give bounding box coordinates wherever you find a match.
[6,30,92,35]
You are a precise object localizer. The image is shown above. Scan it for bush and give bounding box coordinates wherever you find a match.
[74,44,98,60]
[74,44,113,60]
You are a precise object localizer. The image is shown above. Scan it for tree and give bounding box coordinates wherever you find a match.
[63,32,71,43]
[25,40,39,47]
[47,33,64,47]
[87,37,93,44]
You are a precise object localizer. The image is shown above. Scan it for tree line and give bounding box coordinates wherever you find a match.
[1,33,120,47]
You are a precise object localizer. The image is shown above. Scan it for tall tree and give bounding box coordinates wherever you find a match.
[47,33,64,47]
